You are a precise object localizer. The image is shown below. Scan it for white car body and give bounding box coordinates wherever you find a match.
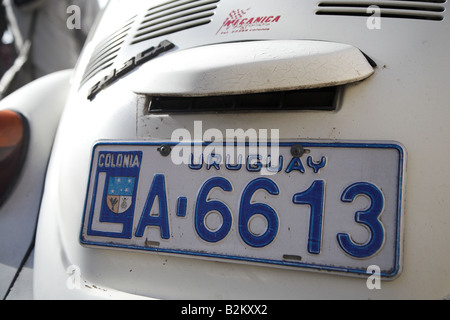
[1,0,449,299]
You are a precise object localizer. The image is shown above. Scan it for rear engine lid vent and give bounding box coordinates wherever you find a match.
[147,87,340,114]
[316,0,446,21]
[81,17,136,84]
[131,0,220,45]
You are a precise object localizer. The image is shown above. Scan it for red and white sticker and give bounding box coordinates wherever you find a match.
[216,8,281,35]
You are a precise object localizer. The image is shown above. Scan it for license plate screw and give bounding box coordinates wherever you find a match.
[290,144,305,157]
[158,144,171,157]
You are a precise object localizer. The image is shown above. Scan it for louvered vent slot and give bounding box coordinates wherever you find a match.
[81,17,136,84]
[316,0,446,21]
[148,87,339,114]
[132,0,219,45]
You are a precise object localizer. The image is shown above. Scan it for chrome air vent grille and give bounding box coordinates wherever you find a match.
[131,0,219,45]
[81,17,136,84]
[316,0,446,21]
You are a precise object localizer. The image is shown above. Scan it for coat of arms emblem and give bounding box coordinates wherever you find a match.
[106,176,136,214]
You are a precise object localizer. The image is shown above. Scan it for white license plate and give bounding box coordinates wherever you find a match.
[80,141,406,278]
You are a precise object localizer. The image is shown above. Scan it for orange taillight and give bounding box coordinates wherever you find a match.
[0,110,29,205]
